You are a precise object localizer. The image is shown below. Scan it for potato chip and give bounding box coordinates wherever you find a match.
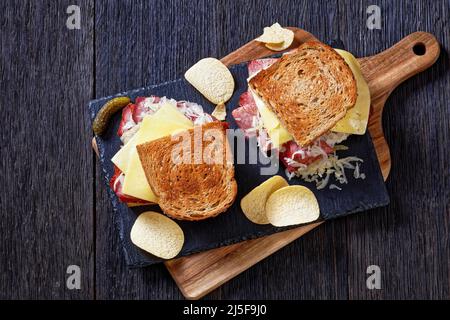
[255,23,286,44]
[266,185,320,227]
[265,28,294,52]
[241,176,289,224]
[130,211,184,259]
[212,103,227,121]
[185,57,235,105]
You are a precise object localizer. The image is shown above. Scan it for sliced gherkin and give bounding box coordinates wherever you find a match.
[92,97,131,136]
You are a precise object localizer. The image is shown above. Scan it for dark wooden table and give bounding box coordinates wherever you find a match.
[1,0,449,300]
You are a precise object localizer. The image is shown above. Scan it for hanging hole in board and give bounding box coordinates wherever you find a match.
[413,43,426,56]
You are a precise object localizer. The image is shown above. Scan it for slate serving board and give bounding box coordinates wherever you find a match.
[89,62,389,266]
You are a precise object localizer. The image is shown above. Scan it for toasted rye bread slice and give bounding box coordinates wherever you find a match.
[249,41,357,146]
[136,121,237,221]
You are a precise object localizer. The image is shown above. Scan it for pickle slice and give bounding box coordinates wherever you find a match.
[92,96,131,136]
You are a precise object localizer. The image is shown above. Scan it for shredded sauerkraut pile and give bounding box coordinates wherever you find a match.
[248,107,366,190]
[283,132,366,190]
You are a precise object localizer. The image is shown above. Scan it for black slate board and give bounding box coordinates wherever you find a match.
[89,63,389,267]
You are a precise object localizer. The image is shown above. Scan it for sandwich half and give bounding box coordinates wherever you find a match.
[233,41,371,190]
[136,121,237,221]
[248,41,357,147]
[109,97,216,206]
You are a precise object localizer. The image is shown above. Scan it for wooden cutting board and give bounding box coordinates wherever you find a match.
[92,28,440,299]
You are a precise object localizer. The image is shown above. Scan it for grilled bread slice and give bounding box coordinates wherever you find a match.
[136,121,237,221]
[249,41,357,146]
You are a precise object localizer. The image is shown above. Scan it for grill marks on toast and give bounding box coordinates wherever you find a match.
[249,41,357,146]
[136,122,237,221]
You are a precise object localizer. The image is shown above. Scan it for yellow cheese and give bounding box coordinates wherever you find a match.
[112,102,193,174]
[111,133,139,174]
[332,49,371,135]
[249,89,292,148]
[122,151,159,202]
[119,103,193,202]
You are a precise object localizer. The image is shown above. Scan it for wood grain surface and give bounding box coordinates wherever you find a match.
[1,0,449,300]
[0,0,95,299]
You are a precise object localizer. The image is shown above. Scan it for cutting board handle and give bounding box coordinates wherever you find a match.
[359,31,440,100]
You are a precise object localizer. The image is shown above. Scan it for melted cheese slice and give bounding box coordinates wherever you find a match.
[332,49,371,135]
[118,103,193,202]
[249,89,292,148]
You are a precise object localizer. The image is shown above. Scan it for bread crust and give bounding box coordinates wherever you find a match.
[136,122,237,221]
[249,41,357,146]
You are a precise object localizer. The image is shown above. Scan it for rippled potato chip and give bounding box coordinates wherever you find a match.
[265,28,294,52]
[255,23,286,44]
[255,23,294,52]
[241,176,289,224]
[185,58,235,105]
[266,186,320,227]
[130,211,184,259]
